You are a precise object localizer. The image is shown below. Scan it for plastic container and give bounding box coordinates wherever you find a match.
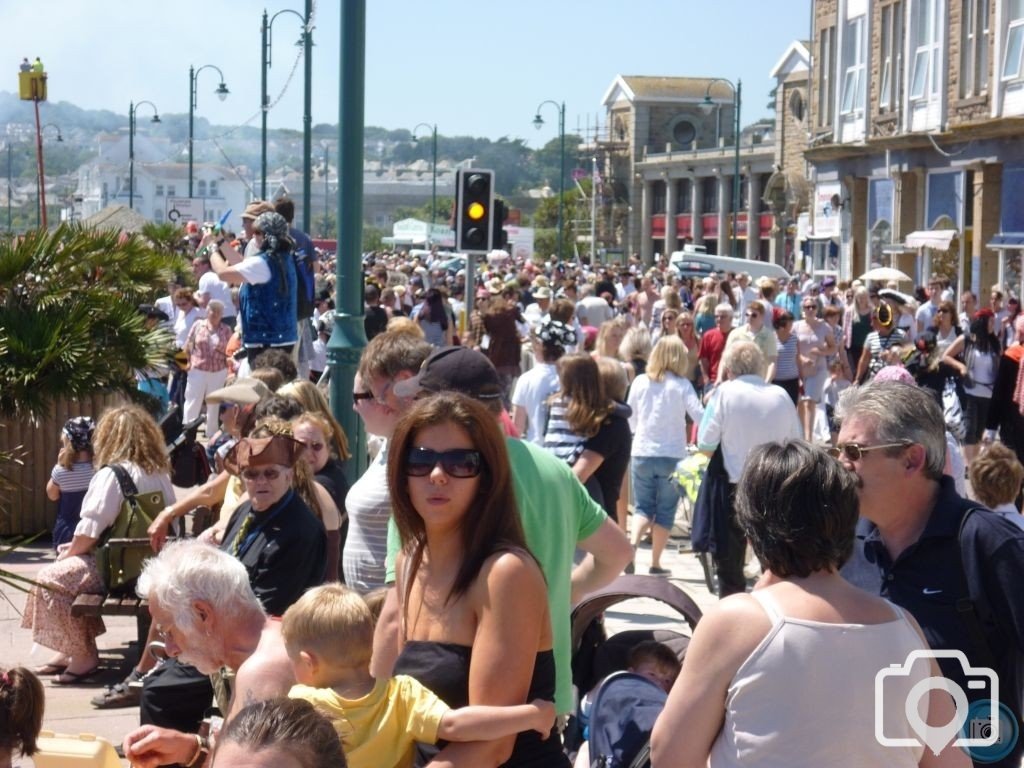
[31,731,120,768]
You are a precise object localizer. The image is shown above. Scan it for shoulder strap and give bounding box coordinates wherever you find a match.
[749,590,784,623]
[104,463,139,498]
[955,507,997,669]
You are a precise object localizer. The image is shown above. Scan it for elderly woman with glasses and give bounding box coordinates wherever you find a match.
[389,393,567,768]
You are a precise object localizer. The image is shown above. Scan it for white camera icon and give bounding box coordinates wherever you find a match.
[875,649,999,755]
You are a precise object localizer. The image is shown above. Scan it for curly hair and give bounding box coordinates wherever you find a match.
[92,404,170,475]
[736,440,858,578]
[969,442,1024,508]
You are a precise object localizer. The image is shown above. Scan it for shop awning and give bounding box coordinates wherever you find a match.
[905,230,957,249]
[987,233,1024,249]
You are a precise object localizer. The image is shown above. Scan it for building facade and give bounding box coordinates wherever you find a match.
[806,0,1024,296]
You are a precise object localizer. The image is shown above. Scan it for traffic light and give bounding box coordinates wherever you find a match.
[455,169,494,252]
[492,198,509,251]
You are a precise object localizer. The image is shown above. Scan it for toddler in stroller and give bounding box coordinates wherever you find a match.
[566,575,702,768]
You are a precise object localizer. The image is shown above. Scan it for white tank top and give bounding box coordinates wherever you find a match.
[708,590,928,768]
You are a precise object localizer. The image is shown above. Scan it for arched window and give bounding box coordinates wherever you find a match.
[789,89,805,122]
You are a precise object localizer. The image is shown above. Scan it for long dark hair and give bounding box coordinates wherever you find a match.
[418,288,448,330]
[387,393,526,608]
[967,315,1000,356]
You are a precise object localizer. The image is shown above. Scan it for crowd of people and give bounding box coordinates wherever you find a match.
[7,211,1024,768]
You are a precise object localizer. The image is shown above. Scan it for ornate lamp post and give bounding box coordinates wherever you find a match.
[188,64,229,199]
[128,101,160,210]
[701,78,742,259]
[533,100,566,261]
[412,123,437,225]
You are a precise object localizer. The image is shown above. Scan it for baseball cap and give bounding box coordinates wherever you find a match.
[393,347,503,401]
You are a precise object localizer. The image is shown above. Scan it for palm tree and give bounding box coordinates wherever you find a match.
[0,222,185,420]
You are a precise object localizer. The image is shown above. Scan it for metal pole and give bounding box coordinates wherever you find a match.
[7,144,11,232]
[302,0,313,232]
[323,143,329,237]
[732,80,742,259]
[558,102,565,262]
[261,10,268,199]
[591,154,597,264]
[188,65,195,198]
[328,0,368,486]
[431,124,437,225]
[34,99,46,230]
[129,102,135,210]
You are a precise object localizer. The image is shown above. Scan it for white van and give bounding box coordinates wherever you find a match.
[668,248,791,283]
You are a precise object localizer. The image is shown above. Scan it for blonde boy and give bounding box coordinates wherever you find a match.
[281,584,555,768]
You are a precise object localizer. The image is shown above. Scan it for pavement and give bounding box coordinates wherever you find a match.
[1,521,719,766]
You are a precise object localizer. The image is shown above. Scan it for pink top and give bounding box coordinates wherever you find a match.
[186,319,230,373]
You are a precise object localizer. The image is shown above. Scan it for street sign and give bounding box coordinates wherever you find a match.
[166,197,203,223]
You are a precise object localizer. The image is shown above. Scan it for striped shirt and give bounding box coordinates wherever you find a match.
[865,329,908,379]
[542,396,587,464]
[774,334,800,380]
[343,444,391,593]
[50,461,95,493]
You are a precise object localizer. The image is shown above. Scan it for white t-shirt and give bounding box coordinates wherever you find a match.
[627,373,705,460]
[511,362,561,444]
[343,445,391,593]
[74,465,175,540]
[233,256,271,285]
[698,375,802,482]
[197,271,237,318]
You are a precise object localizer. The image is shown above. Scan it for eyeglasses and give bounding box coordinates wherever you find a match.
[241,467,284,482]
[746,312,760,318]
[300,441,325,453]
[678,321,693,326]
[827,441,912,462]
[352,391,374,405]
[405,448,483,478]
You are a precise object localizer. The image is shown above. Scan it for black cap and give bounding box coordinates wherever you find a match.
[393,347,503,401]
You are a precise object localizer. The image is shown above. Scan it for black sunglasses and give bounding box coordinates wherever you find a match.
[827,441,912,461]
[405,448,483,478]
[352,391,374,405]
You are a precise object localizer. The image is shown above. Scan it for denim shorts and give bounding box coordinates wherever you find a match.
[631,455,681,529]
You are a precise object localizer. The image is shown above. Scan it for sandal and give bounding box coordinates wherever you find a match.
[53,664,101,685]
[33,662,68,676]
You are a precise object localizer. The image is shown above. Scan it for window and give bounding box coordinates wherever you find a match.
[677,179,692,214]
[961,0,990,96]
[209,180,218,197]
[672,120,696,147]
[840,15,867,114]
[197,180,207,197]
[1003,0,1024,80]
[167,185,176,197]
[909,0,941,101]
[879,2,904,110]
[701,177,718,213]
[653,181,666,215]
[818,25,837,126]
[155,209,164,223]
[789,89,805,121]
[155,184,164,197]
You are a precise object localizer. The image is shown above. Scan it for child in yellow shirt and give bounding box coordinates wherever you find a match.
[281,584,555,768]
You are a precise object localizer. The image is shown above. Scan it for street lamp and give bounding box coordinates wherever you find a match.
[533,100,566,261]
[701,78,742,259]
[128,101,160,210]
[261,3,313,230]
[412,123,437,225]
[188,64,229,199]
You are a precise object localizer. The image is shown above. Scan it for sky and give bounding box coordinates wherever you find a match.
[4,0,811,147]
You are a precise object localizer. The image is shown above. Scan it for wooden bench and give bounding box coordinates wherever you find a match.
[71,593,152,647]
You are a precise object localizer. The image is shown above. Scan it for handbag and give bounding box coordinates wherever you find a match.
[94,464,164,595]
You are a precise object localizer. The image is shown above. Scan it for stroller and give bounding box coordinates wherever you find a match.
[159,405,210,489]
[566,575,703,767]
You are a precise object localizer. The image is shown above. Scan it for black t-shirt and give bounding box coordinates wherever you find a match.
[364,306,389,340]
[582,402,633,517]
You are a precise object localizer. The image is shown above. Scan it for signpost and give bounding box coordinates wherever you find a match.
[166,197,203,223]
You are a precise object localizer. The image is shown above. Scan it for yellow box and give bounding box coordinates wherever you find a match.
[31,731,120,768]
[18,71,47,101]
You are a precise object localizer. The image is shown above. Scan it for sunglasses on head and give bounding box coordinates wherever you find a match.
[241,467,284,482]
[405,448,483,478]
[827,441,912,461]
